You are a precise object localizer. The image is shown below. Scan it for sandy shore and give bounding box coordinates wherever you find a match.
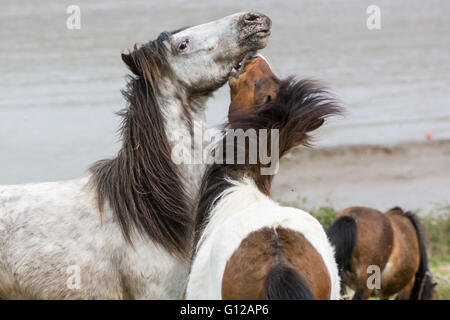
[272,140,450,213]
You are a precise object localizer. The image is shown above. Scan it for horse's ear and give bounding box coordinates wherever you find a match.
[305,118,325,132]
[121,53,141,76]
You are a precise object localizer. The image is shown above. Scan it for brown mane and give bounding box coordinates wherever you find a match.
[89,32,193,259]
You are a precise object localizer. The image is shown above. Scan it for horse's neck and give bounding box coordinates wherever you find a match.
[159,80,208,197]
[198,178,273,247]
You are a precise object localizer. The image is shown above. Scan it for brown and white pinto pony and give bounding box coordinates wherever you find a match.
[327,206,437,300]
[186,55,342,299]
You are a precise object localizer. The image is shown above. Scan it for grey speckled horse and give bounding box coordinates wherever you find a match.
[0,12,271,299]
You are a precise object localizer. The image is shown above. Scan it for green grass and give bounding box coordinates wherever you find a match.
[420,206,450,262]
[430,259,450,299]
[277,200,450,299]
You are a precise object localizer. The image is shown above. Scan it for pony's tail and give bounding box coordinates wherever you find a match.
[263,263,315,300]
[326,215,357,295]
[403,210,436,300]
[227,78,342,193]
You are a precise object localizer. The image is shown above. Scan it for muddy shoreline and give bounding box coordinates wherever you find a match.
[272,140,450,212]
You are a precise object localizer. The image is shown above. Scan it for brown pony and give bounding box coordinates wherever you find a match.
[327,206,437,300]
[228,54,279,119]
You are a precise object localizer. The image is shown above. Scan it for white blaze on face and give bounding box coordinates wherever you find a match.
[254,53,271,69]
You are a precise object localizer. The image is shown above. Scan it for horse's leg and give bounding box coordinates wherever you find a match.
[340,284,348,296]
[352,286,373,300]
[351,263,375,300]
[395,276,415,300]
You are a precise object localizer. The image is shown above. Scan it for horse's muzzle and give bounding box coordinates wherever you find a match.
[239,12,272,45]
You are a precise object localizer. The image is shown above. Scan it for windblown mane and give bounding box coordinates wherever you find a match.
[89,32,193,259]
[193,78,342,247]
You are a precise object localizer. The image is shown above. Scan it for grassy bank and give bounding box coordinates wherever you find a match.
[278,201,450,299]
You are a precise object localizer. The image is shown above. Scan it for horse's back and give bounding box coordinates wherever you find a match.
[0,176,96,249]
[0,176,92,212]
[0,177,126,298]
[221,226,332,299]
[0,176,92,241]
[386,211,420,250]
[0,176,105,298]
[338,207,394,254]
[188,202,340,299]
[0,176,188,299]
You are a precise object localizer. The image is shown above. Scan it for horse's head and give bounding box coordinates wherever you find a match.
[121,12,271,98]
[167,12,271,94]
[228,54,279,118]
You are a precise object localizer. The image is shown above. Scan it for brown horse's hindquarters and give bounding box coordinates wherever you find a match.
[221,227,331,300]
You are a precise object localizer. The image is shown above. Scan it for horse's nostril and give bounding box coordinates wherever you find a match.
[243,12,262,24]
[245,13,258,21]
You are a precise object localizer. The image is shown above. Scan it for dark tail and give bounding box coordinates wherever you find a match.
[263,264,315,300]
[403,210,437,300]
[326,216,357,295]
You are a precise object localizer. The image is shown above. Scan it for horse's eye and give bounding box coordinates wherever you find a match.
[178,39,189,51]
